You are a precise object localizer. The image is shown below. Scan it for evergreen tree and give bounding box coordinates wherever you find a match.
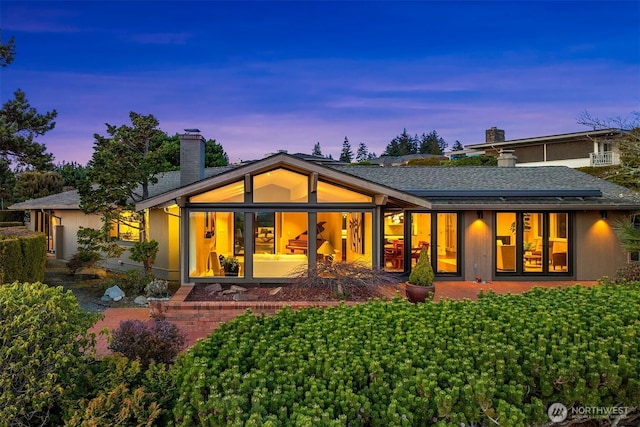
[54,161,88,189]
[450,140,465,160]
[79,112,165,244]
[312,142,323,156]
[418,130,447,155]
[355,142,369,162]
[151,134,228,171]
[339,137,353,163]
[0,34,57,170]
[13,170,62,202]
[383,129,417,156]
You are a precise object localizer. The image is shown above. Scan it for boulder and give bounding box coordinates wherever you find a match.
[134,295,149,306]
[205,283,222,294]
[104,285,125,301]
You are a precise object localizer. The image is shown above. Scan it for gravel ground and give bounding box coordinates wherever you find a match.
[44,258,146,313]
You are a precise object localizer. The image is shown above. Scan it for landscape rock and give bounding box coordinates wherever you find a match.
[230,285,247,293]
[205,283,222,294]
[233,293,258,301]
[104,285,125,301]
[134,295,149,306]
[269,287,282,296]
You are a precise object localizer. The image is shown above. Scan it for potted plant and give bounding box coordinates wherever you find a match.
[220,255,240,276]
[405,246,435,303]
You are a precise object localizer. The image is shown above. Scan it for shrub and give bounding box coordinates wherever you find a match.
[145,278,171,298]
[0,282,101,426]
[290,261,398,299]
[615,262,640,282]
[172,284,640,426]
[64,356,174,426]
[408,245,434,286]
[109,319,186,367]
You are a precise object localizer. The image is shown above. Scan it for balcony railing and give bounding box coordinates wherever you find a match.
[589,151,620,166]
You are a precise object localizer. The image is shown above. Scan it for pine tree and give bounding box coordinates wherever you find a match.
[312,142,323,156]
[339,137,353,163]
[383,129,417,156]
[356,142,369,162]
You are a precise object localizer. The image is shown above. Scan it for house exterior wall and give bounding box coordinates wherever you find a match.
[546,141,592,162]
[463,210,493,281]
[148,207,181,281]
[48,210,102,261]
[575,210,627,281]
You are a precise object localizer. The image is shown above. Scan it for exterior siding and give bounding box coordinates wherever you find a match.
[546,141,592,162]
[575,211,626,281]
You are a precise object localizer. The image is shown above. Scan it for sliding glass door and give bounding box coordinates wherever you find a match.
[495,212,570,275]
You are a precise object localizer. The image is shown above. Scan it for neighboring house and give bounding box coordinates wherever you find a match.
[464,127,622,168]
[10,132,640,283]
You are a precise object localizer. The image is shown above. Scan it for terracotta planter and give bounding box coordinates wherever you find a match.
[405,283,435,303]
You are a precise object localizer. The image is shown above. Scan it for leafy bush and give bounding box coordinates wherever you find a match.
[130,239,159,276]
[65,356,174,426]
[615,262,640,282]
[0,282,101,426]
[109,319,186,367]
[172,284,640,426]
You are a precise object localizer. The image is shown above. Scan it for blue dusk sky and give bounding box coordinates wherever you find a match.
[1,1,639,165]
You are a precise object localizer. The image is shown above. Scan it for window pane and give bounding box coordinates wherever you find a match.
[190,180,244,203]
[255,212,308,278]
[522,212,543,272]
[409,213,431,270]
[317,181,372,203]
[496,212,516,272]
[188,211,244,278]
[384,212,404,271]
[436,213,457,273]
[549,213,568,273]
[253,168,308,203]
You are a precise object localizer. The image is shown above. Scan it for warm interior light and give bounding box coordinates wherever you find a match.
[317,241,336,256]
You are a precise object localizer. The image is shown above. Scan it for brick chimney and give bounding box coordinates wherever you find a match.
[485,127,505,143]
[497,149,517,167]
[179,130,205,187]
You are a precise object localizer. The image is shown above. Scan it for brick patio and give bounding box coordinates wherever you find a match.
[90,280,598,358]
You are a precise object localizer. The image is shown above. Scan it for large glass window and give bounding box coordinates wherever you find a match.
[190,180,244,203]
[436,213,458,273]
[385,212,458,274]
[109,211,141,242]
[496,212,570,275]
[317,181,372,203]
[188,211,244,278]
[253,169,308,203]
[254,212,308,278]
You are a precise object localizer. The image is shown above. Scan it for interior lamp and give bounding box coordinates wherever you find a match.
[317,241,336,262]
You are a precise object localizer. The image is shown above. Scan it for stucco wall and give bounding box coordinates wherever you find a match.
[53,210,103,260]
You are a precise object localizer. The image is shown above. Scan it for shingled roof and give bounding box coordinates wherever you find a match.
[9,157,640,212]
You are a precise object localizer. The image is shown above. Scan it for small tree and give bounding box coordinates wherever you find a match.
[408,246,434,286]
[130,239,159,276]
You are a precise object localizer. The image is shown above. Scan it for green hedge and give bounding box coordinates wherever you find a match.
[0,210,24,223]
[172,284,640,426]
[0,229,46,284]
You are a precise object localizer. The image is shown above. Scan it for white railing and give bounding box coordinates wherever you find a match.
[589,151,620,166]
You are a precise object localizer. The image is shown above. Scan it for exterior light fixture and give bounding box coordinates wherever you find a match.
[600,210,608,219]
[477,210,483,219]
